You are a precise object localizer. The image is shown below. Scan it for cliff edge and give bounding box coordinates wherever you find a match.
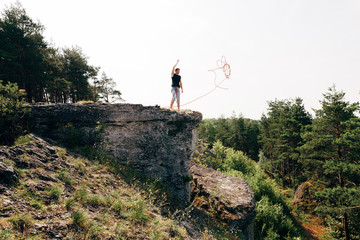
[30,103,202,203]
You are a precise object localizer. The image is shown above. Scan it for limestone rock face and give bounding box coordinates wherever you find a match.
[30,103,202,203]
[190,163,256,239]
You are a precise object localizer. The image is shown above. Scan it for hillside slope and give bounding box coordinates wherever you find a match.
[0,134,188,239]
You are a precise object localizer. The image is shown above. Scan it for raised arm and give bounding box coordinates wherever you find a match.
[171,59,179,77]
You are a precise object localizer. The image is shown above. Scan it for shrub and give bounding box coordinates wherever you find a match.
[255,196,297,239]
[71,209,88,230]
[57,171,76,186]
[8,213,34,233]
[0,80,30,145]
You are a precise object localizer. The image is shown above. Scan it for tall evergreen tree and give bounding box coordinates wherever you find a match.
[0,2,48,102]
[300,86,360,240]
[260,98,312,187]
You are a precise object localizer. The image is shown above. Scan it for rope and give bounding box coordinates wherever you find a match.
[169,56,231,108]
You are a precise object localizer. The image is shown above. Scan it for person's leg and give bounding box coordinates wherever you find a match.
[176,88,180,112]
[170,88,176,110]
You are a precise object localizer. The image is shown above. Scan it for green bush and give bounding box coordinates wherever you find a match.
[0,80,30,145]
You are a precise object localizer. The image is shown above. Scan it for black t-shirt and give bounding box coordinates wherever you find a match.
[172,74,181,87]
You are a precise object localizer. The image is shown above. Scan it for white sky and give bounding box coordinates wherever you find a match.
[1,0,359,119]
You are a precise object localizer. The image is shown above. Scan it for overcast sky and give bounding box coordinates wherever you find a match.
[1,0,359,119]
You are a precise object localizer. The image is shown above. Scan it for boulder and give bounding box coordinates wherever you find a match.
[292,181,314,209]
[190,163,256,239]
[0,161,18,184]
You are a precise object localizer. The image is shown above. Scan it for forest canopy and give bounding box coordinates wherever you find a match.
[0,2,122,103]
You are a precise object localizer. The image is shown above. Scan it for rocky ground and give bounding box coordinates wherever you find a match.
[0,134,189,239]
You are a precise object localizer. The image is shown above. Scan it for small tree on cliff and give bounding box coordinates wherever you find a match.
[95,72,123,103]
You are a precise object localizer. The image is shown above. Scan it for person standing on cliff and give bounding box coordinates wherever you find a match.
[170,59,183,112]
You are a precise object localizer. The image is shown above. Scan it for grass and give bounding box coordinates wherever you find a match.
[0,229,14,240]
[86,194,106,208]
[111,199,123,215]
[57,170,76,186]
[65,197,77,211]
[8,213,34,233]
[74,186,88,204]
[128,198,149,223]
[29,199,43,210]
[13,135,34,146]
[71,209,89,230]
[87,222,103,239]
[45,185,63,203]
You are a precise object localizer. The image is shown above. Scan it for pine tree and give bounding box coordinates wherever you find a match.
[0,2,48,102]
[260,98,312,187]
[300,86,360,240]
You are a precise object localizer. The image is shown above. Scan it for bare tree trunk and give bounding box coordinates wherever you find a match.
[343,212,350,240]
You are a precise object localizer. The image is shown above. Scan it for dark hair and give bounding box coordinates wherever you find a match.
[175,68,180,71]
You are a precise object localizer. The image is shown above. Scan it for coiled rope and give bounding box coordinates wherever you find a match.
[181,56,231,106]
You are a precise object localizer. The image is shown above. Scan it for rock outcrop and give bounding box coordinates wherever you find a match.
[30,103,202,203]
[0,162,18,185]
[190,163,256,239]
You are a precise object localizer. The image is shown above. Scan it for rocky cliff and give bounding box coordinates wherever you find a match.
[28,103,256,239]
[30,103,202,203]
